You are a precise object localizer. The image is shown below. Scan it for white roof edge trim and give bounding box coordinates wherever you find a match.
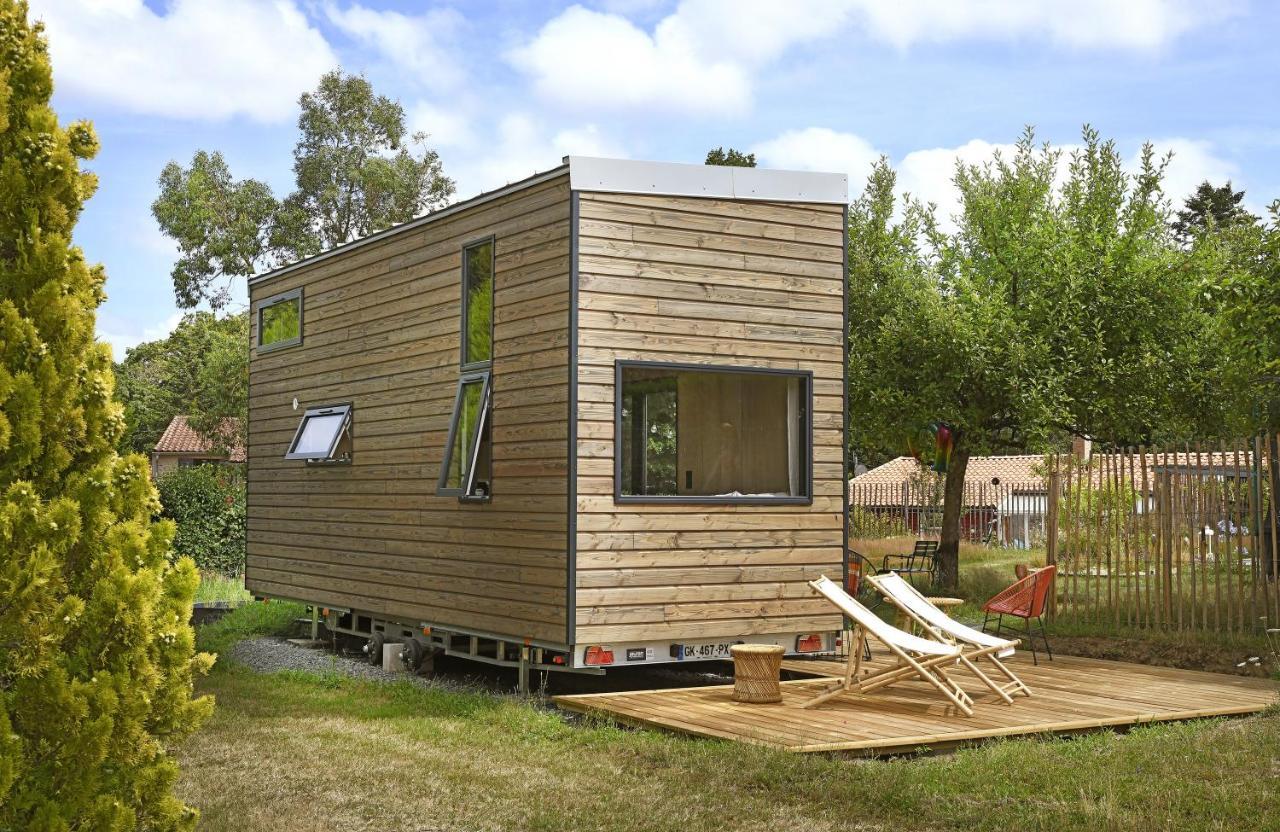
[248,164,570,288]
[568,156,848,205]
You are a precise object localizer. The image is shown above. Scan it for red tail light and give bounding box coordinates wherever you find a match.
[795,634,824,653]
[584,646,614,666]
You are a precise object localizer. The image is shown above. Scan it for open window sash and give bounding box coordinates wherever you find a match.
[284,403,352,462]
[437,371,492,498]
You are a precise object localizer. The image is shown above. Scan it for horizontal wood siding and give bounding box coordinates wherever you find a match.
[573,191,846,643]
[246,176,572,644]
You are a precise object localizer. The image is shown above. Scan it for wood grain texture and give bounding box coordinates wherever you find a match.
[573,192,847,644]
[246,175,572,644]
[554,654,1280,753]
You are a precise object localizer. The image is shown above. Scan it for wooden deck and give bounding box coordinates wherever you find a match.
[554,654,1279,754]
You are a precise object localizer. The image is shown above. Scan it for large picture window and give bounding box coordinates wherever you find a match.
[438,371,492,499]
[257,288,302,351]
[616,362,811,504]
[461,238,493,368]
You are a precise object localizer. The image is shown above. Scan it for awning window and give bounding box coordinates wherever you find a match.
[285,404,352,462]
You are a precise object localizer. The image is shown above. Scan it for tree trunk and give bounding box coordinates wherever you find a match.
[936,446,971,589]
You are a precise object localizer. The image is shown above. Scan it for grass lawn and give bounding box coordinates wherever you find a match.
[194,571,253,605]
[177,609,1280,832]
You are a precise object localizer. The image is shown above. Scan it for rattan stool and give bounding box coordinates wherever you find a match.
[730,644,785,703]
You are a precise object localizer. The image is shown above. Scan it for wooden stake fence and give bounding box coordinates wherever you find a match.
[1048,439,1279,634]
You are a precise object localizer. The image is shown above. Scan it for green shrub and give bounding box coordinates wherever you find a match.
[157,465,246,574]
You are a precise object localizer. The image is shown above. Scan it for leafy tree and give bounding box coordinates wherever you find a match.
[1203,201,1280,429]
[281,70,455,261]
[849,127,1218,586]
[152,152,277,309]
[1171,180,1257,244]
[152,69,455,309]
[114,311,249,455]
[705,146,756,167]
[0,4,213,828]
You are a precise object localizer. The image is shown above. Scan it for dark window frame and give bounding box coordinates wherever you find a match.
[613,360,813,506]
[459,236,496,371]
[256,287,303,352]
[437,370,493,501]
[284,403,352,463]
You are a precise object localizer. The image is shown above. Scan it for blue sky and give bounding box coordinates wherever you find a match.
[24,0,1280,359]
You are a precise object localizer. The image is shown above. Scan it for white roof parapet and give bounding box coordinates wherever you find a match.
[249,156,848,287]
[568,156,848,205]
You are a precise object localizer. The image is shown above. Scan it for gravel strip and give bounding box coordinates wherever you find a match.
[230,636,485,693]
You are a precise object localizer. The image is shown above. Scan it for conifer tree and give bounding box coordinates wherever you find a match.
[0,3,213,829]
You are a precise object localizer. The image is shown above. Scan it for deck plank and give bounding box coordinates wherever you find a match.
[554,654,1279,754]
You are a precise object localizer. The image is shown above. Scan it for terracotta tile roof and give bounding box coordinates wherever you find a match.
[853,455,1047,490]
[153,416,246,462]
[850,451,1256,507]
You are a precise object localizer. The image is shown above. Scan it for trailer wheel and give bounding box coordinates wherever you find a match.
[400,638,425,671]
[365,632,385,666]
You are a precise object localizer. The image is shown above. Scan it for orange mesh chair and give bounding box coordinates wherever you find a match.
[981,565,1056,665]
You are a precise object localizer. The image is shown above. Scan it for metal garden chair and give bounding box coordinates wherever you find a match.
[881,540,941,586]
[981,565,1057,665]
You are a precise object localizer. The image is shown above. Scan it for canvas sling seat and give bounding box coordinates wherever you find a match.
[869,572,1031,704]
[802,576,975,715]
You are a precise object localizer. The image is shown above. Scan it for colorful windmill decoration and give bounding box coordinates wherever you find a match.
[929,421,956,474]
[904,422,958,474]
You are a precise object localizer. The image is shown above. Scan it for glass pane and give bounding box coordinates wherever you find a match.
[463,242,493,365]
[445,378,486,490]
[293,413,344,456]
[620,374,677,496]
[619,367,807,498]
[260,297,300,346]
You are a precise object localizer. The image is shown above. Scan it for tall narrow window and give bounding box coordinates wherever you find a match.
[442,239,495,500]
[438,372,492,499]
[257,288,302,351]
[616,362,811,504]
[461,239,493,367]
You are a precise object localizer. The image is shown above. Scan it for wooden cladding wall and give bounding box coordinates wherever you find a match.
[572,191,847,643]
[246,175,572,645]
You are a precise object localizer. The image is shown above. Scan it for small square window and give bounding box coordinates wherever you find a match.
[438,372,492,499]
[285,404,352,462]
[258,288,302,351]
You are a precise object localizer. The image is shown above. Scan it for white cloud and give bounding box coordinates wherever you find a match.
[99,312,184,362]
[323,2,464,90]
[447,115,626,198]
[510,1,1225,118]
[28,0,337,122]
[1140,138,1242,208]
[507,5,754,116]
[848,0,1229,51]
[407,101,473,148]
[754,127,881,191]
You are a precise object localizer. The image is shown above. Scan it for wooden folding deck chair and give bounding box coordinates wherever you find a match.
[868,572,1031,705]
[802,576,974,715]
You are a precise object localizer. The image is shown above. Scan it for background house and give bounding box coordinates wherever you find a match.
[850,455,1048,546]
[150,415,245,478]
[850,449,1258,549]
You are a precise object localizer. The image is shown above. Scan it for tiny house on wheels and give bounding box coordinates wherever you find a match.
[245,156,849,684]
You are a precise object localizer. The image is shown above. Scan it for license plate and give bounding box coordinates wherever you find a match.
[678,642,737,660]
